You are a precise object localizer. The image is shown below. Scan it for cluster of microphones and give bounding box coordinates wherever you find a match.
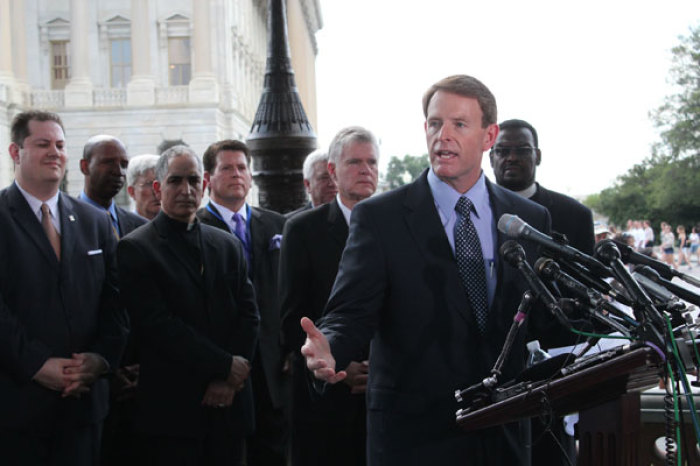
[455,213,700,413]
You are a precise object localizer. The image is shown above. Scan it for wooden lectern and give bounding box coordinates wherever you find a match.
[457,346,662,465]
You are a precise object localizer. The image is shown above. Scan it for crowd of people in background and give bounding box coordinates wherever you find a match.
[596,218,700,269]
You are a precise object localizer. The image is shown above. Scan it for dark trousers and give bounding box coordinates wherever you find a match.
[0,422,102,466]
[531,416,576,465]
[246,355,289,466]
[290,357,366,466]
[139,429,243,466]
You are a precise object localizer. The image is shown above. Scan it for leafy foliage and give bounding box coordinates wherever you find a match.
[385,154,429,189]
[585,23,700,229]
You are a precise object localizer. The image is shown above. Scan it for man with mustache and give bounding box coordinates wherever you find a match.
[489,119,593,254]
[489,119,594,465]
[197,139,288,466]
[79,135,147,238]
[280,126,379,466]
[118,145,259,465]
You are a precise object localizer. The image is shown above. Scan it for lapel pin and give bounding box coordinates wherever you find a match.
[68,215,76,222]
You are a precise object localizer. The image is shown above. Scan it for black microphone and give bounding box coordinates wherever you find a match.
[500,240,566,324]
[594,240,667,333]
[613,239,700,288]
[636,266,700,307]
[498,214,610,277]
[535,257,635,336]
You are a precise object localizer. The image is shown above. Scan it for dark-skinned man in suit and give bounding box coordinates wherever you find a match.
[78,135,147,238]
[196,139,288,466]
[0,111,128,465]
[301,76,567,465]
[490,118,594,465]
[118,146,259,466]
[280,126,379,466]
[77,134,147,466]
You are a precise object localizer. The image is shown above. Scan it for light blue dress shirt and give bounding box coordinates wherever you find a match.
[426,169,497,307]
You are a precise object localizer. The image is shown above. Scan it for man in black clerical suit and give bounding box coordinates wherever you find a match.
[490,119,594,255]
[118,146,259,466]
[78,135,147,238]
[280,126,379,466]
[301,76,566,465]
[0,111,128,465]
[285,148,338,218]
[196,139,288,466]
[490,119,595,464]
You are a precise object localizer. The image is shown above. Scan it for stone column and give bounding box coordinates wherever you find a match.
[127,0,155,105]
[0,0,15,87]
[10,0,29,103]
[188,0,218,103]
[64,0,94,107]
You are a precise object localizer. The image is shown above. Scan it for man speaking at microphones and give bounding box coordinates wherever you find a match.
[299,75,569,466]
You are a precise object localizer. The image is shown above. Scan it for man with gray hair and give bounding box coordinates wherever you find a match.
[287,149,338,217]
[279,126,379,466]
[126,154,160,220]
[78,135,146,237]
[118,145,260,465]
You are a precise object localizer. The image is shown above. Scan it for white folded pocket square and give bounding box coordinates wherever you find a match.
[87,249,103,256]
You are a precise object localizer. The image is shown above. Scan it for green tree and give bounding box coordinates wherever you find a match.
[385,154,429,189]
[585,23,700,229]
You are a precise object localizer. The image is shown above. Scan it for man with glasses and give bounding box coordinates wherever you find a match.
[490,119,594,465]
[126,154,161,220]
[489,119,594,255]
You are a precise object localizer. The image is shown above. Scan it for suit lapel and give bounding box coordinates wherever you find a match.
[326,200,348,247]
[486,179,523,318]
[58,194,78,269]
[249,207,265,275]
[8,184,60,270]
[403,172,476,326]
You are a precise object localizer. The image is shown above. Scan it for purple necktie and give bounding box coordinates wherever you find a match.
[232,213,251,265]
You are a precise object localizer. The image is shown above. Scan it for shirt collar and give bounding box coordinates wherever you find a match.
[79,191,118,223]
[336,193,352,226]
[512,183,537,199]
[15,180,59,217]
[210,200,247,221]
[427,168,489,221]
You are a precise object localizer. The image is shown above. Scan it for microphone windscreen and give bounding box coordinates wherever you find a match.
[498,214,523,237]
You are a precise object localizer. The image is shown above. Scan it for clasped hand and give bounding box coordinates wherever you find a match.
[33,352,108,398]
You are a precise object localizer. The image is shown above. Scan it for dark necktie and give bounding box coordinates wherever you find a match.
[454,197,488,332]
[40,203,61,260]
[232,212,251,266]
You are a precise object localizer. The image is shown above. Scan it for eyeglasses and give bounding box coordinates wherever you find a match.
[137,180,156,190]
[490,146,536,158]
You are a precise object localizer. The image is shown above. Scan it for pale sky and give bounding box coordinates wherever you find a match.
[313,1,700,198]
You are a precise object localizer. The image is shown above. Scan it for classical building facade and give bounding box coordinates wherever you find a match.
[0,0,322,200]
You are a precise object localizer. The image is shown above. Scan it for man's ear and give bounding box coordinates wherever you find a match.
[8,143,20,164]
[127,186,135,199]
[153,180,162,200]
[535,149,542,166]
[303,179,311,193]
[79,158,90,176]
[327,162,337,182]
